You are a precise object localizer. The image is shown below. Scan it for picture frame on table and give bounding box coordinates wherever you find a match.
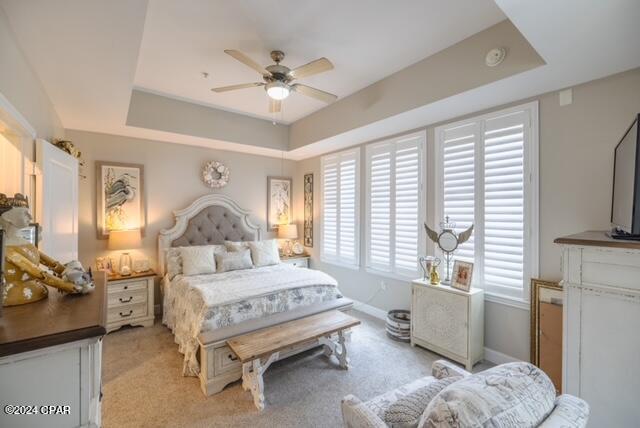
[451,260,474,292]
[267,176,292,231]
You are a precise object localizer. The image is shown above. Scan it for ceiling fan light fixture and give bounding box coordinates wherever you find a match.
[266,81,290,100]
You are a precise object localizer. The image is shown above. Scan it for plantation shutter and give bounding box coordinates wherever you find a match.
[442,123,477,263]
[366,132,424,276]
[483,111,527,298]
[321,148,360,267]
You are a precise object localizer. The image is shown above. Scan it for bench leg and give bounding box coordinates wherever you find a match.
[241,352,279,411]
[319,330,350,369]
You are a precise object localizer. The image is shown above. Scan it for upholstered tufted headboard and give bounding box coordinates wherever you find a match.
[158,194,261,274]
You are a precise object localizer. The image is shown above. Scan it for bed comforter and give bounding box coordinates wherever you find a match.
[162,263,342,376]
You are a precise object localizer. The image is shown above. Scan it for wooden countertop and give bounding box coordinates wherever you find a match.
[554,230,640,250]
[0,271,107,357]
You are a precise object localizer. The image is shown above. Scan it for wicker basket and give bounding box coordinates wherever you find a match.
[386,310,411,342]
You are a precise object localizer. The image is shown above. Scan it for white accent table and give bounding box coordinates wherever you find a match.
[556,231,640,427]
[280,255,310,268]
[106,271,155,333]
[410,279,484,370]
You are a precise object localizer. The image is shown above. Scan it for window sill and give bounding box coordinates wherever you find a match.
[484,292,530,311]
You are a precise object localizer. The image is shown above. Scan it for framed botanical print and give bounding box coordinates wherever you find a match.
[304,173,313,247]
[96,161,146,239]
[267,176,292,231]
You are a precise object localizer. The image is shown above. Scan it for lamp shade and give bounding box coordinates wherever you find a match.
[108,229,141,250]
[277,224,298,240]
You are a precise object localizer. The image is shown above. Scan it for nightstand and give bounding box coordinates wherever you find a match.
[106,270,155,333]
[280,255,310,268]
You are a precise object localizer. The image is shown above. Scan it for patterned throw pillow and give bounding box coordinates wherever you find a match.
[383,377,461,428]
[248,239,280,267]
[179,246,216,276]
[166,245,225,279]
[215,248,253,273]
[419,362,556,428]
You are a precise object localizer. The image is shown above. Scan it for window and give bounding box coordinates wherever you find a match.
[365,131,426,277]
[320,148,360,268]
[435,102,538,301]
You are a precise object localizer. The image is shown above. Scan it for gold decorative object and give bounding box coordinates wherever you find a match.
[0,193,94,306]
[53,139,82,159]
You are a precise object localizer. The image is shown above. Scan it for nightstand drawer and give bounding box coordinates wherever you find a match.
[108,302,148,323]
[108,288,147,308]
[281,257,309,268]
[214,345,241,375]
[108,279,147,294]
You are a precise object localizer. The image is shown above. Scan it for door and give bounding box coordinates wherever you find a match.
[35,139,78,262]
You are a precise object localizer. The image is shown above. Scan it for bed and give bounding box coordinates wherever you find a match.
[158,194,353,396]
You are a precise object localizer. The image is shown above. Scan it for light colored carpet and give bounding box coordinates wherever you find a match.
[102,310,492,428]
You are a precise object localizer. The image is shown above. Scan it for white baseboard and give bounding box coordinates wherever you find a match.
[351,300,388,320]
[483,347,521,365]
[352,299,521,365]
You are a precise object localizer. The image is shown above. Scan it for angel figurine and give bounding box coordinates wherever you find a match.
[0,193,94,306]
[424,216,473,283]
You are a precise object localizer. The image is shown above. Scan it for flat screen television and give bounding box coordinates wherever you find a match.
[611,113,640,239]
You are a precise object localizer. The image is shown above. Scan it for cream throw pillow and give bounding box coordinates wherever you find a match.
[216,248,253,273]
[248,239,280,267]
[179,246,216,276]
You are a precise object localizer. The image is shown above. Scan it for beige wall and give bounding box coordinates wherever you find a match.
[0,8,63,141]
[289,20,544,149]
[294,68,640,361]
[68,129,296,304]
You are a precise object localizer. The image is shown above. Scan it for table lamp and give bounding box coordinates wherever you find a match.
[108,229,141,276]
[277,224,298,257]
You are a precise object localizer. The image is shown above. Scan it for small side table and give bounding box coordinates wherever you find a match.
[106,270,156,333]
[280,255,310,268]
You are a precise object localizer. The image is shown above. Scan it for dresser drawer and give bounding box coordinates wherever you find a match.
[282,258,309,268]
[214,345,241,375]
[108,279,148,294]
[108,288,147,308]
[107,303,148,323]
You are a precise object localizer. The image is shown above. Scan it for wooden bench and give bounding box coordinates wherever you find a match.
[227,310,361,410]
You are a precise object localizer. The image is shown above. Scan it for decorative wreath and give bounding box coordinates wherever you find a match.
[202,161,230,188]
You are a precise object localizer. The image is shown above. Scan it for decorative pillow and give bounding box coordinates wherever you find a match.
[248,239,280,267]
[179,246,216,276]
[419,362,556,428]
[166,245,225,279]
[225,240,250,252]
[383,377,461,428]
[216,248,253,273]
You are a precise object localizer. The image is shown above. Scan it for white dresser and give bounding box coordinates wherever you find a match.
[556,231,640,427]
[410,280,484,370]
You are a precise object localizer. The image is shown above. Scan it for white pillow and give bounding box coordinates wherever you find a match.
[225,240,250,252]
[248,239,280,267]
[179,246,216,276]
[216,248,253,273]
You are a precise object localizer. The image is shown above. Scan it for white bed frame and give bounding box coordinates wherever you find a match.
[158,194,353,396]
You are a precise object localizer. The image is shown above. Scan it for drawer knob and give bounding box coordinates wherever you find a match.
[123,285,129,290]
[228,354,238,361]
[119,296,133,303]
[119,310,133,318]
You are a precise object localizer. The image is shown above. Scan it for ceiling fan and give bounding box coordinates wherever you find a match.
[211,50,337,113]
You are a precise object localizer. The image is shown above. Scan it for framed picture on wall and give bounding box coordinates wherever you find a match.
[267,176,292,231]
[304,173,313,247]
[96,161,146,239]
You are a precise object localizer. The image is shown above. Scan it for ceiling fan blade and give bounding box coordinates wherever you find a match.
[211,82,264,92]
[288,57,334,79]
[224,49,272,77]
[291,84,337,103]
[269,99,281,113]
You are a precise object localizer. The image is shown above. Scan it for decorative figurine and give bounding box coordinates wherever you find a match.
[418,255,441,285]
[430,262,441,286]
[0,193,94,306]
[424,216,473,283]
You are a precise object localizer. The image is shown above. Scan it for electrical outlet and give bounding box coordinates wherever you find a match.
[380,280,387,291]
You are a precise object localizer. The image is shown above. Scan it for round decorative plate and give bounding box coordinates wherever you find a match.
[292,242,304,255]
[202,161,230,188]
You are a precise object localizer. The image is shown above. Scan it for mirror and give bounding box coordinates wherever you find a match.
[438,231,458,252]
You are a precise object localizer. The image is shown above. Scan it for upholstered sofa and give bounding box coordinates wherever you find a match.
[341,360,589,428]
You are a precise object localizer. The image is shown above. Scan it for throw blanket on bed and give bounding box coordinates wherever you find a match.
[162,264,342,376]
